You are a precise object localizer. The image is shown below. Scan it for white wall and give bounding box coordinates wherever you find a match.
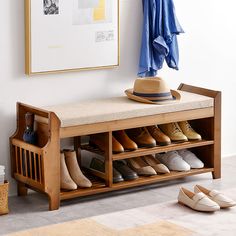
[0,0,236,195]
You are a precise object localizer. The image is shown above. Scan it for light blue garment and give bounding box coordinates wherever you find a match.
[138,0,184,77]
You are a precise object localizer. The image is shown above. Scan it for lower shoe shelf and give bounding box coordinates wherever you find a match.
[60,167,214,201]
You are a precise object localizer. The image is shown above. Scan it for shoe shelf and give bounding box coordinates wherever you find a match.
[60,167,214,201]
[10,83,221,211]
[81,140,214,161]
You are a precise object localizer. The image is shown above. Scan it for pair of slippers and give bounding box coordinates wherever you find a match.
[178,185,236,212]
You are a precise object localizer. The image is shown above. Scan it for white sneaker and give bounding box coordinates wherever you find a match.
[178,187,220,212]
[156,151,190,171]
[178,149,204,169]
[194,185,236,208]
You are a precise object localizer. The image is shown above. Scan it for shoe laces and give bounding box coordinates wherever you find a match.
[183,121,194,131]
[149,126,160,136]
[172,123,182,134]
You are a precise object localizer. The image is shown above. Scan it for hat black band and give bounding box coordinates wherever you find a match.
[133,91,172,98]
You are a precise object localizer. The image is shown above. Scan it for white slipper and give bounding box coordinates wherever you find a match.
[178,187,220,212]
[178,149,204,169]
[156,151,190,171]
[194,185,236,208]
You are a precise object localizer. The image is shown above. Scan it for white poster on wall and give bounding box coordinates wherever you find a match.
[25,0,119,74]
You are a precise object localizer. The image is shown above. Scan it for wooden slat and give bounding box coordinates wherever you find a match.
[60,168,214,200]
[104,132,113,187]
[81,140,214,161]
[34,153,38,181]
[112,168,214,190]
[38,155,42,183]
[15,146,19,174]
[29,151,33,179]
[84,168,106,180]
[14,173,44,190]
[59,107,214,138]
[113,140,214,161]
[12,138,42,155]
[24,149,28,177]
[19,148,23,175]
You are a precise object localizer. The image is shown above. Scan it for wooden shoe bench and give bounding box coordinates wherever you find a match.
[10,84,221,211]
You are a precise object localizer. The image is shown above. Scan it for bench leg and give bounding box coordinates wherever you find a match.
[48,191,60,211]
[17,182,28,196]
[212,169,221,179]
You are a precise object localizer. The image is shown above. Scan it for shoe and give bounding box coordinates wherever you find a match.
[60,152,77,191]
[142,155,170,174]
[64,150,92,188]
[126,157,156,176]
[159,123,188,142]
[89,158,124,183]
[126,128,156,148]
[146,125,171,146]
[178,187,220,212]
[156,151,190,171]
[194,185,236,208]
[113,160,139,180]
[178,121,202,140]
[113,130,138,151]
[90,134,124,154]
[178,149,204,169]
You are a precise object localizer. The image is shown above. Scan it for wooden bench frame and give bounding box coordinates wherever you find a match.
[9,84,221,211]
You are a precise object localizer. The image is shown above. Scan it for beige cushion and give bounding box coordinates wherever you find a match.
[40,91,213,128]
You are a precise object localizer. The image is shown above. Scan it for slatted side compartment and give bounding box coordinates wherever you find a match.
[11,139,44,186]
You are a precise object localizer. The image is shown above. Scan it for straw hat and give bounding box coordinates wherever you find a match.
[125,77,181,104]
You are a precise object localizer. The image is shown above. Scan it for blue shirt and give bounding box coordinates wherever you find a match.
[138,0,184,77]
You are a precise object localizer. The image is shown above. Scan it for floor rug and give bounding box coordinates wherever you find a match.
[7,218,194,236]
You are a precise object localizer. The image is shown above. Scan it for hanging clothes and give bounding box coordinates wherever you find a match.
[138,0,184,77]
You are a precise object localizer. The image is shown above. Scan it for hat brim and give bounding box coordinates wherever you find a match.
[125,89,181,105]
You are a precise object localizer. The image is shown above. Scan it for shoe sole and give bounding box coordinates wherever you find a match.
[123,175,139,181]
[138,144,156,148]
[178,201,218,212]
[171,140,188,143]
[157,141,171,146]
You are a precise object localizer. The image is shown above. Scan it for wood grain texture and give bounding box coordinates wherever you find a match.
[60,168,214,200]
[9,84,221,210]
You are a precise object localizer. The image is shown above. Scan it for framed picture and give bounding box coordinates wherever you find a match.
[25,0,120,75]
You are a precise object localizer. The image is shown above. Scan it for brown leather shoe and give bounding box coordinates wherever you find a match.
[90,134,124,154]
[113,130,138,151]
[126,127,156,148]
[147,125,171,146]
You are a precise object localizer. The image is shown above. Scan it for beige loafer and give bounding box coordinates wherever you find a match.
[142,155,170,174]
[194,185,236,208]
[178,187,220,212]
[126,157,157,176]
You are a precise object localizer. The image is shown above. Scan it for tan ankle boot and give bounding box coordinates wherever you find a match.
[60,152,77,190]
[64,150,92,188]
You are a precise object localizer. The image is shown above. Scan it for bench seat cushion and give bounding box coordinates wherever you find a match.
[41,91,214,128]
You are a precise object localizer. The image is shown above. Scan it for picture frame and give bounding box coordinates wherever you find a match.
[25,0,120,75]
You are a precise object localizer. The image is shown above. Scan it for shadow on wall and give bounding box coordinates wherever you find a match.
[0,109,17,195]
[8,0,25,78]
[103,0,143,91]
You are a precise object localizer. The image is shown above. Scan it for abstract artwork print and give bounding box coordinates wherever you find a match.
[44,0,59,15]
